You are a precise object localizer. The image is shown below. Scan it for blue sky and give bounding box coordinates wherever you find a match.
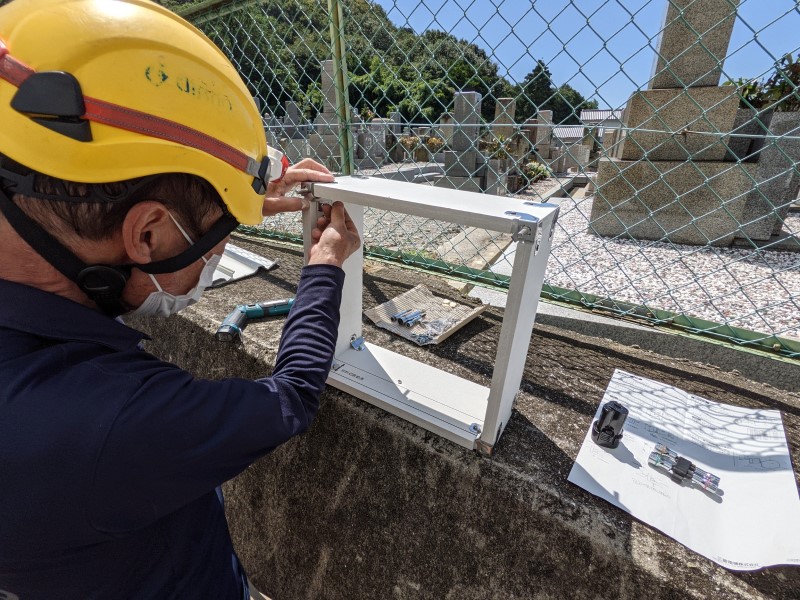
[372,0,800,110]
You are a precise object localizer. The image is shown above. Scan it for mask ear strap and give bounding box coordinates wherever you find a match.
[0,187,131,315]
[146,272,163,293]
[137,213,239,274]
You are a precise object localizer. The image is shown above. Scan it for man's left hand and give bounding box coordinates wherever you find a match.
[262,158,335,216]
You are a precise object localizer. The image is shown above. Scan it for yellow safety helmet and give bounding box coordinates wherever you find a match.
[0,0,286,226]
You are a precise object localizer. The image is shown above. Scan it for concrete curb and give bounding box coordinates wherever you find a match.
[541,299,798,393]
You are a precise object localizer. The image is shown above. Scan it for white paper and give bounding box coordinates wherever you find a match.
[568,369,800,570]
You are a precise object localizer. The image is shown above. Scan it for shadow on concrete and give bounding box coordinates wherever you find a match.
[130,235,800,599]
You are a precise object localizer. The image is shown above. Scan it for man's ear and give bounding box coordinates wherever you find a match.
[121,201,173,264]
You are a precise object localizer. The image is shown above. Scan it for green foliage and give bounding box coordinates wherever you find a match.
[726,77,768,109]
[521,161,551,183]
[763,53,800,112]
[515,60,598,124]
[482,135,512,160]
[727,54,800,112]
[157,0,197,9]
[154,0,598,125]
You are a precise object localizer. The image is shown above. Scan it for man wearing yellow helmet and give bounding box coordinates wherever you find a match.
[0,1,360,598]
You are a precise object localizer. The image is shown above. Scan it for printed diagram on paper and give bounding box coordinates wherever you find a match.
[568,369,800,570]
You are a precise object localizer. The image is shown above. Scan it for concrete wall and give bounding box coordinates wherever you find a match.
[128,238,800,600]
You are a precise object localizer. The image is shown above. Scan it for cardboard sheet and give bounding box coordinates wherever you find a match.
[568,369,800,570]
[364,284,486,345]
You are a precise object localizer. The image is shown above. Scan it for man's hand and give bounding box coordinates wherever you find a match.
[308,202,361,268]
[262,158,334,216]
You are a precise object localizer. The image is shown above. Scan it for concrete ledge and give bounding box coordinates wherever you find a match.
[534,300,800,394]
[128,237,800,599]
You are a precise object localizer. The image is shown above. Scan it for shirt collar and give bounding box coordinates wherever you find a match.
[0,278,149,352]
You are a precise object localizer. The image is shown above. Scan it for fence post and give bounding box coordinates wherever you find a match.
[327,0,354,175]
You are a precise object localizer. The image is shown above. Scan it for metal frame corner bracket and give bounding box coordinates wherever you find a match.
[504,211,540,243]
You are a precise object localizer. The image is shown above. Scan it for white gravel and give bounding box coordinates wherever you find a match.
[256,176,800,341]
[538,193,800,340]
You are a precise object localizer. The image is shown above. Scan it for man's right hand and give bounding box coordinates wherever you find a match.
[307,201,361,268]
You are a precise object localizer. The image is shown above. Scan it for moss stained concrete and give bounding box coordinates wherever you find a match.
[128,235,800,600]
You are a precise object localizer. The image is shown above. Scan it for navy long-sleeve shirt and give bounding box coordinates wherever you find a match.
[0,264,344,599]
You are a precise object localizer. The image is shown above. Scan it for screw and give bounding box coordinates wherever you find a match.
[391,308,414,323]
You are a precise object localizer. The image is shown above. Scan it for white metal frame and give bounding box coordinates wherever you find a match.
[303,176,559,454]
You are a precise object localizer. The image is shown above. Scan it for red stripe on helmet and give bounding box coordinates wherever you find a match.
[0,40,34,87]
[83,97,252,174]
[0,41,256,178]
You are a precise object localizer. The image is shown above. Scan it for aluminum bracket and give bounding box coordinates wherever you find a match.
[503,211,540,243]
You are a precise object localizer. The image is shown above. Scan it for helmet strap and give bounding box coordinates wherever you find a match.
[0,186,239,316]
[0,186,131,315]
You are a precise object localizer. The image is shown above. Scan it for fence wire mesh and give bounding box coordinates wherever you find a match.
[173,0,800,359]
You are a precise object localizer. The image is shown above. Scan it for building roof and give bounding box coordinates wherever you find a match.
[553,125,584,140]
[579,109,623,123]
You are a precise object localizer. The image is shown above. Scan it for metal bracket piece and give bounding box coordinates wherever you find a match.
[523,201,560,241]
[306,181,338,201]
[504,211,540,243]
[350,335,365,351]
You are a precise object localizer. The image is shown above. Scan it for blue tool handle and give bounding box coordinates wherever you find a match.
[216,306,249,342]
[215,298,294,342]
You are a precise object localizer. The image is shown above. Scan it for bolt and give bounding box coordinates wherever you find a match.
[391,308,414,323]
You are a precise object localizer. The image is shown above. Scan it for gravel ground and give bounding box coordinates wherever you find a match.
[258,175,800,340]
[540,193,800,340]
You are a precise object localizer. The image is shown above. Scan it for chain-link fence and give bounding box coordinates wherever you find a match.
[174,0,800,359]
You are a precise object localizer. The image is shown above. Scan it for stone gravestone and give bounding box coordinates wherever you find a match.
[650,0,740,89]
[493,98,516,140]
[386,111,404,163]
[436,91,484,193]
[521,118,538,149]
[389,111,403,135]
[355,118,390,169]
[739,112,800,240]
[369,119,390,161]
[489,99,518,191]
[591,0,750,246]
[309,60,344,172]
[263,113,281,149]
[549,147,566,174]
[534,110,554,161]
[602,127,623,159]
[534,111,553,144]
[279,100,310,165]
[283,101,302,139]
[438,112,456,147]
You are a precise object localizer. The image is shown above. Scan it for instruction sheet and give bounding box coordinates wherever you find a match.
[568,369,800,570]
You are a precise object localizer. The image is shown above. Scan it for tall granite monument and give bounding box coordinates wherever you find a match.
[590,0,757,247]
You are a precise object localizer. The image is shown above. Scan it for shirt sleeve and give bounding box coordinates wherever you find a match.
[88,264,344,534]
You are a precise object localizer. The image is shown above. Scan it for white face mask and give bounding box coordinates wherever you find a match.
[131,213,222,318]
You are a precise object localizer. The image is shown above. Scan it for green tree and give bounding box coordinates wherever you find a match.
[515,60,598,124]
[155,1,598,126]
[515,60,554,121]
